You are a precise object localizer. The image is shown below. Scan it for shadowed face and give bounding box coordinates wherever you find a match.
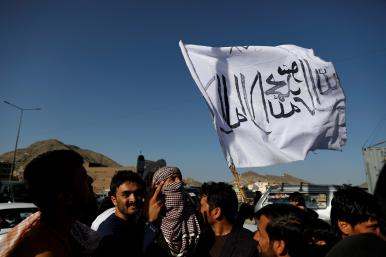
[200,195,213,225]
[73,167,95,216]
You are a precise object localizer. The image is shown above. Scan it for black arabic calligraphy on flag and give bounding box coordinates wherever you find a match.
[180,42,347,168]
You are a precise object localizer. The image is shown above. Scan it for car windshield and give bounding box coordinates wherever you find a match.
[0,181,31,203]
[263,192,328,209]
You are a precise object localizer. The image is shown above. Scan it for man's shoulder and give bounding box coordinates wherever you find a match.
[326,233,386,257]
[91,207,115,231]
[230,225,254,240]
[221,226,257,257]
[97,213,123,236]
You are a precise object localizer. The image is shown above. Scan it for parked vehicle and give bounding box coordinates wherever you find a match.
[184,186,201,208]
[362,144,386,193]
[254,183,341,222]
[0,202,38,240]
[0,180,31,203]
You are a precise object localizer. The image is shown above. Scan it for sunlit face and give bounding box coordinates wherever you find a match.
[111,181,144,220]
[253,215,276,257]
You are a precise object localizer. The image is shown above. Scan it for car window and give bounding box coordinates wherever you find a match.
[263,193,291,205]
[12,184,31,202]
[262,192,328,209]
[0,208,38,229]
[306,193,328,209]
[0,182,31,203]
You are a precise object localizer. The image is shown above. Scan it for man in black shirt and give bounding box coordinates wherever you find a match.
[195,182,257,257]
[96,170,163,257]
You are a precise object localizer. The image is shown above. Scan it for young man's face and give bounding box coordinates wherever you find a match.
[351,218,380,236]
[338,217,380,237]
[253,215,277,257]
[111,181,144,220]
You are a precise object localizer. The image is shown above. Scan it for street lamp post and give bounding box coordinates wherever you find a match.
[3,101,41,180]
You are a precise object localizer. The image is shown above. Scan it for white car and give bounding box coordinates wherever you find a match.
[242,184,340,232]
[254,183,340,223]
[0,202,38,241]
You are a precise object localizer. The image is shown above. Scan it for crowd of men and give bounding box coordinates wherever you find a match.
[0,149,385,257]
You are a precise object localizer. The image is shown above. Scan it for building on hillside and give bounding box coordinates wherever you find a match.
[86,165,136,195]
[247,181,272,193]
[86,157,167,194]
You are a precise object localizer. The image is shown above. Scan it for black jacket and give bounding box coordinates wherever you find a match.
[194,225,258,257]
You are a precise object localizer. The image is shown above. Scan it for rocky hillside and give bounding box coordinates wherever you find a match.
[0,139,312,191]
[0,139,120,178]
[184,177,202,187]
[238,170,309,186]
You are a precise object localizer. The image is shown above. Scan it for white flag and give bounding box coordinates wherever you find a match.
[179,41,347,168]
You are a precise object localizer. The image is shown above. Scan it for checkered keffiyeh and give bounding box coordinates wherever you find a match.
[153,167,201,257]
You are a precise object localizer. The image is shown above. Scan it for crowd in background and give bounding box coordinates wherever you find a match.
[0,149,385,257]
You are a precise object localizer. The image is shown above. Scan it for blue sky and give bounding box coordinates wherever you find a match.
[1,0,385,185]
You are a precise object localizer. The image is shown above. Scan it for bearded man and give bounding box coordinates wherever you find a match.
[96,170,163,257]
[253,204,312,257]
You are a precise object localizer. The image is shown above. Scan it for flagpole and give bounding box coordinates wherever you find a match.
[229,163,247,203]
[180,40,248,202]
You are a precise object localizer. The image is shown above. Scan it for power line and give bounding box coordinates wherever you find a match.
[362,113,386,148]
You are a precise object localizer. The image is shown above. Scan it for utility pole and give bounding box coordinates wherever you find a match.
[3,101,41,180]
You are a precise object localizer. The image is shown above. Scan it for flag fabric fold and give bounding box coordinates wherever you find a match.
[179,41,347,168]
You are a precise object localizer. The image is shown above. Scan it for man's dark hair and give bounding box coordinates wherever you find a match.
[255,204,312,257]
[309,218,338,257]
[110,170,146,196]
[24,150,84,214]
[201,182,238,222]
[289,192,305,207]
[330,185,379,235]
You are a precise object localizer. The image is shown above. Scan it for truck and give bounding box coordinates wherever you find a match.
[362,141,386,193]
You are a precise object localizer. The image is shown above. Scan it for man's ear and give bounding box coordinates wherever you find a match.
[111,195,118,207]
[272,239,287,256]
[338,220,353,236]
[212,207,222,220]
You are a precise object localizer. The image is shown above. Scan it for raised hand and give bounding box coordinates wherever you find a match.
[147,181,164,222]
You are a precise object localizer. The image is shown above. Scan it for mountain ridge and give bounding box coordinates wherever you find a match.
[238,170,309,186]
[0,139,120,179]
[1,139,310,187]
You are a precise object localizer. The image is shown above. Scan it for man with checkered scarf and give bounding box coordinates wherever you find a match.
[145,166,201,257]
